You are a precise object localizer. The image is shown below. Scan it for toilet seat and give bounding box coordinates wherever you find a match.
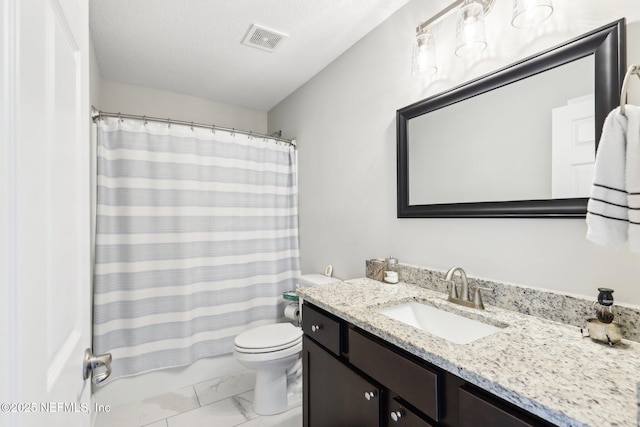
[234,323,302,354]
[233,340,302,363]
[234,337,302,354]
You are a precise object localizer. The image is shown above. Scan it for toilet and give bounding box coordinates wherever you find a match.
[233,273,340,415]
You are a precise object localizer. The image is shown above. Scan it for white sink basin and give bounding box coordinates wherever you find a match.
[377,301,504,345]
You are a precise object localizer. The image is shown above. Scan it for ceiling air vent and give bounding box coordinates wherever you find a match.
[242,24,288,52]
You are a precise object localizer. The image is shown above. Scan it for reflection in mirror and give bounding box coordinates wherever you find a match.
[397,19,625,218]
[408,55,594,205]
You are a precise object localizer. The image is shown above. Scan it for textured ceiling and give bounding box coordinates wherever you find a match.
[90,0,413,111]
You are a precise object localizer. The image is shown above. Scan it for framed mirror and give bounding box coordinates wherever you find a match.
[397,19,626,218]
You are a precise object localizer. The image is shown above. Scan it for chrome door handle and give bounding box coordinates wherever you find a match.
[83,348,112,384]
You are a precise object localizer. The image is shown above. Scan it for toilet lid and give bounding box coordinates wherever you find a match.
[234,323,302,352]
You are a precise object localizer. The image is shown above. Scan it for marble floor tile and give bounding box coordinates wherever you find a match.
[194,370,256,406]
[95,385,199,427]
[231,390,257,420]
[166,398,248,427]
[232,390,302,426]
[234,405,302,427]
[95,372,302,427]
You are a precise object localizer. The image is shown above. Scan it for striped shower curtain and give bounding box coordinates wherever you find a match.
[92,117,300,383]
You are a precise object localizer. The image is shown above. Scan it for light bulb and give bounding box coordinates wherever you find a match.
[455,0,487,58]
[412,29,437,76]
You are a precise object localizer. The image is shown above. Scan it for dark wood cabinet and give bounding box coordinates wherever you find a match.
[303,336,381,427]
[302,302,557,427]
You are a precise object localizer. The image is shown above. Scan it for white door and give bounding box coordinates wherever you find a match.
[1,0,92,426]
[551,95,596,199]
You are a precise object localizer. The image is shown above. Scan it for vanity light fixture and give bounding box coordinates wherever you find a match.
[455,0,488,57]
[412,0,553,76]
[412,28,438,76]
[511,0,554,28]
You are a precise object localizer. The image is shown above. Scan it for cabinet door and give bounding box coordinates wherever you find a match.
[304,336,381,427]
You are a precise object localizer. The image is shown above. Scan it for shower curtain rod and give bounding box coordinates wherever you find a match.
[90,106,296,147]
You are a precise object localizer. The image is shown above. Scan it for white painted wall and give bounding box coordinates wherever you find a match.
[269,0,640,305]
[90,34,101,109]
[97,80,268,134]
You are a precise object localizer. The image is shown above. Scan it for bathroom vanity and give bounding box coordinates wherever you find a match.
[298,278,640,427]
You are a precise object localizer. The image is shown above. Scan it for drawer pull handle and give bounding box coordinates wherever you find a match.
[390,409,404,422]
[311,324,322,332]
[364,391,377,400]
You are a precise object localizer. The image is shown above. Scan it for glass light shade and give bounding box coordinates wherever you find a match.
[511,0,553,28]
[411,29,437,76]
[455,0,487,58]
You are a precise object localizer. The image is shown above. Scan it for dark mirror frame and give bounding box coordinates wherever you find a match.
[397,19,626,218]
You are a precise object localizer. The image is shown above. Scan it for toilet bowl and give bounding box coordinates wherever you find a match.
[233,322,303,415]
[233,273,341,415]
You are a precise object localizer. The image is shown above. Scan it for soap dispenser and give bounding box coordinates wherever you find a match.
[580,287,623,346]
[595,287,615,323]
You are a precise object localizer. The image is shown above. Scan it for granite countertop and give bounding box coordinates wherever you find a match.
[297,278,640,427]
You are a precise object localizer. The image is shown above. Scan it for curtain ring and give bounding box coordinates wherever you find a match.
[190,121,194,131]
[117,112,123,123]
[231,128,235,137]
[143,115,148,125]
[248,131,253,139]
[167,118,171,128]
[211,124,215,134]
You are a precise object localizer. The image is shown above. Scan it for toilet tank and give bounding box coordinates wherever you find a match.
[296,274,340,322]
[298,274,341,287]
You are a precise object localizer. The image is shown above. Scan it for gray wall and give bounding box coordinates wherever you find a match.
[269,0,640,305]
[97,80,268,134]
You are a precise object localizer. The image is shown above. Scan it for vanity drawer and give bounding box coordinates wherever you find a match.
[302,303,341,356]
[349,328,440,422]
[387,395,434,427]
[459,387,553,427]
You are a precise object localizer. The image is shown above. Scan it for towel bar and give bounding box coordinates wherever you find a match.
[620,64,640,115]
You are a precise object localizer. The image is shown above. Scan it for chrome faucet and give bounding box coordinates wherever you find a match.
[443,266,492,310]
[445,266,469,301]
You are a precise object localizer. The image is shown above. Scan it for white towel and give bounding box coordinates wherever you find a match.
[627,105,640,253]
[586,105,640,253]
